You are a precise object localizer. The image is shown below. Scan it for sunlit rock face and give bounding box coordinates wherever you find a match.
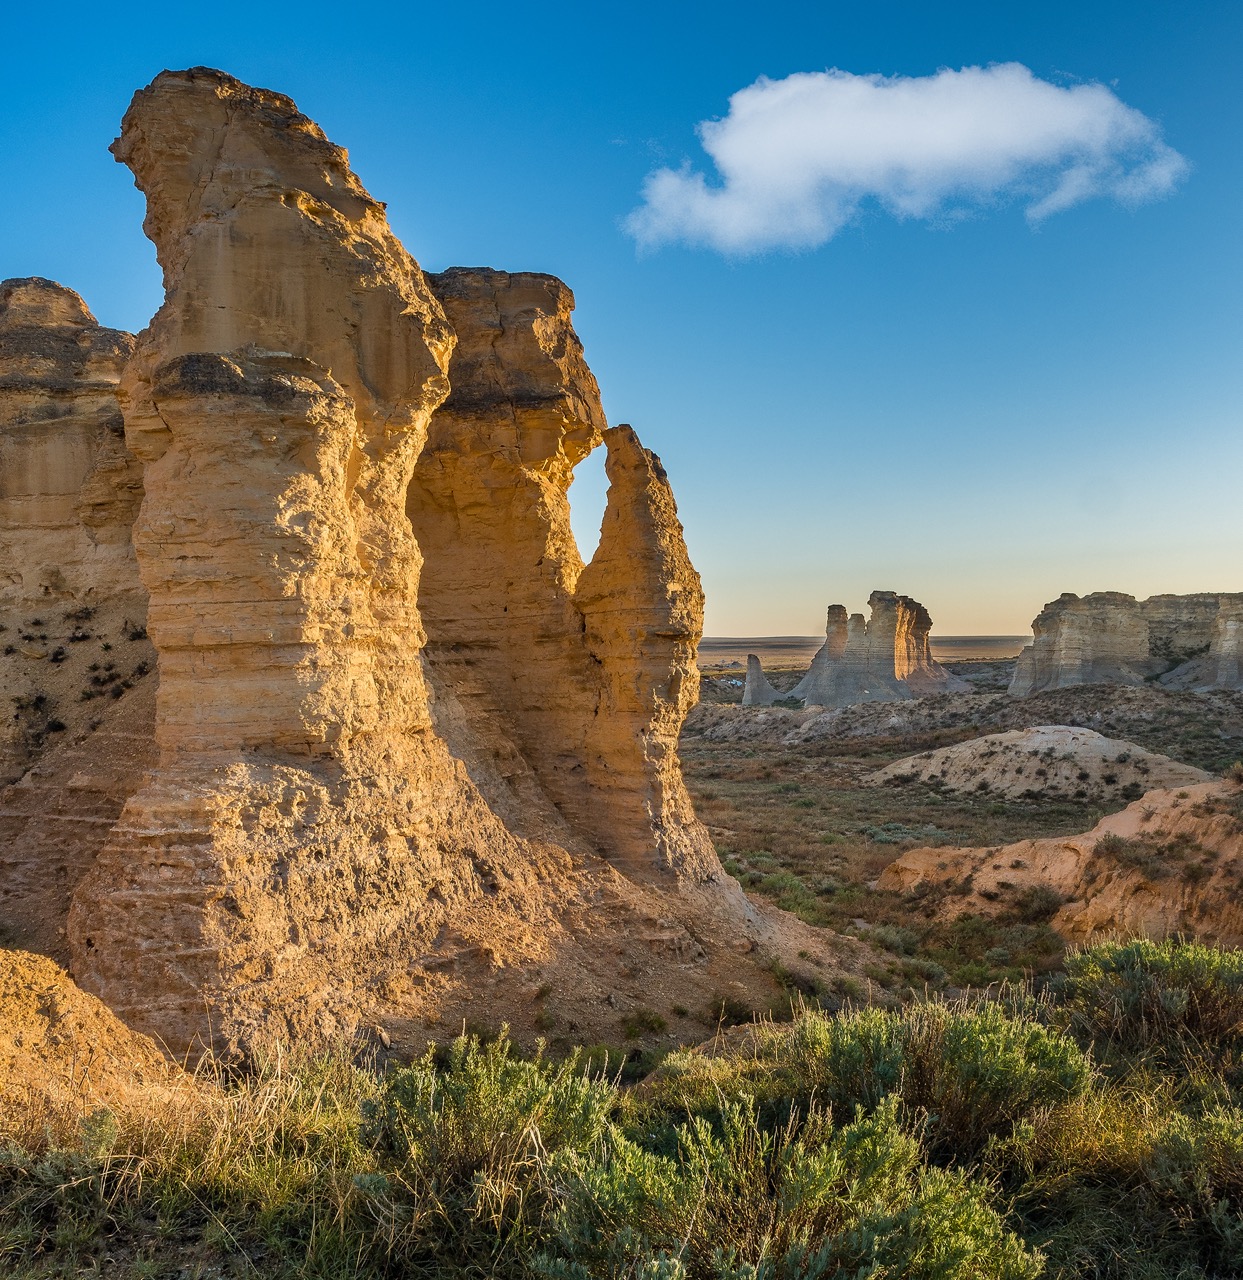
[1010,591,1243,696]
[410,268,720,882]
[749,591,966,710]
[0,278,141,607]
[64,69,739,1059]
[67,69,554,1057]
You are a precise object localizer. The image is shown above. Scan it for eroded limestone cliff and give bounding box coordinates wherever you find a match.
[49,68,831,1058]
[1011,591,1243,696]
[67,69,562,1055]
[409,269,716,879]
[0,278,141,608]
[742,654,782,706]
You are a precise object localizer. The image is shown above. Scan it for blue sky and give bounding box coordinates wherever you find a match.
[3,1,1240,635]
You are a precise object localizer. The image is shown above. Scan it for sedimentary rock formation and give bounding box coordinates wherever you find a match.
[63,67,770,1058]
[1011,592,1243,696]
[0,279,152,786]
[0,278,142,607]
[742,654,782,706]
[869,725,1210,803]
[750,591,966,709]
[879,780,1243,946]
[1161,597,1243,691]
[409,269,716,878]
[66,68,554,1054]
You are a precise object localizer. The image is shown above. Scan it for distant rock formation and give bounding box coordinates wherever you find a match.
[1011,592,1243,696]
[747,592,966,710]
[0,278,142,607]
[742,654,783,706]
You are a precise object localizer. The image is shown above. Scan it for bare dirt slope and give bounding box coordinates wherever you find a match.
[879,780,1243,946]
[0,949,189,1124]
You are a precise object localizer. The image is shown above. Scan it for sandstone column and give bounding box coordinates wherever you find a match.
[67,69,544,1056]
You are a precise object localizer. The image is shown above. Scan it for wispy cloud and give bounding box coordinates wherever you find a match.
[626,63,1188,254]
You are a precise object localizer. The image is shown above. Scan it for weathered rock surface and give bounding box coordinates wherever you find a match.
[0,280,152,786]
[55,68,831,1059]
[747,592,967,709]
[878,780,1243,946]
[868,725,1210,803]
[0,278,142,608]
[742,654,782,706]
[1011,592,1243,696]
[409,269,717,879]
[1,678,157,963]
[67,70,564,1056]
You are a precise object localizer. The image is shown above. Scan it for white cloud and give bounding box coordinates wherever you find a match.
[626,63,1188,254]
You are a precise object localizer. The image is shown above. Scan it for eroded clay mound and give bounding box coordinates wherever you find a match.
[878,780,1243,946]
[868,726,1210,802]
[0,949,187,1121]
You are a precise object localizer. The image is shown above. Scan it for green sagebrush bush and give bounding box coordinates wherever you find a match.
[640,1001,1090,1161]
[539,1097,1040,1280]
[8,944,1243,1278]
[1060,938,1243,1072]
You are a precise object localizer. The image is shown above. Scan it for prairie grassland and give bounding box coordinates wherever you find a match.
[682,664,1243,993]
[3,940,1243,1278]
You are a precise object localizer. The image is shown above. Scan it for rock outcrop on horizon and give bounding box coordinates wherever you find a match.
[1010,591,1243,696]
[747,592,966,710]
[408,268,716,879]
[45,67,831,1060]
[0,278,142,609]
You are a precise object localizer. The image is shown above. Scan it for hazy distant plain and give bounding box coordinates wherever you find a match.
[700,635,1030,669]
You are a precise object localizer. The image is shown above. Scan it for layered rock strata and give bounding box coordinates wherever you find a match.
[66,69,561,1054]
[0,278,142,607]
[410,268,717,880]
[64,68,750,1057]
[0,280,152,787]
[749,592,966,710]
[1011,592,1243,696]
